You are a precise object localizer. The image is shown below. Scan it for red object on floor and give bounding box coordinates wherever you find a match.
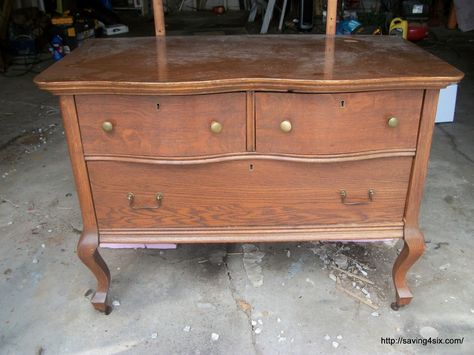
[408,25,429,41]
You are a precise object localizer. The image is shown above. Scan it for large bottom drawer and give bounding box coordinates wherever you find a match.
[87,158,412,229]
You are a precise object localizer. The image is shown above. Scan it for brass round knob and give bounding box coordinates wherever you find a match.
[102,121,113,132]
[280,120,292,133]
[210,121,222,134]
[387,117,399,128]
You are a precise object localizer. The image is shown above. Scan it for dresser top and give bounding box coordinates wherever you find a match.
[35,35,463,94]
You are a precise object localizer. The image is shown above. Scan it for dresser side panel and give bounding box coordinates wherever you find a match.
[59,95,97,231]
[404,89,440,226]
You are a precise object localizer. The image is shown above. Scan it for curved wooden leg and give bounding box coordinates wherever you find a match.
[77,228,111,314]
[391,226,425,310]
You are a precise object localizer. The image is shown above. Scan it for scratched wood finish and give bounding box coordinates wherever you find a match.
[76,93,246,157]
[87,157,412,229]
[256,91,423,154]
[33,36,463,95]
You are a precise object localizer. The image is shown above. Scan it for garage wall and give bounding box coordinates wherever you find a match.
[171,0,381,12]
[170,0,242,11]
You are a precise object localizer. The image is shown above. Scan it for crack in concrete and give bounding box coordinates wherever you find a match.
[0,133,26,150]
[223,245,259,355]
[1,124,59,153]
[438,125,474,164]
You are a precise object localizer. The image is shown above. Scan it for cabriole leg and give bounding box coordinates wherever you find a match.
[77,229,111,314]
[391,226,425,310]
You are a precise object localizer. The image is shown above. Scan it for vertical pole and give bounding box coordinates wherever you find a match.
[324,35,335,79]
[447,1,457,30]
[153,0,166,36]
[326,0,337,35]
[278,0,288,31]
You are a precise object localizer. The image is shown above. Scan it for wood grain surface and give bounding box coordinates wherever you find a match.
[76,93,246,156]
[326,0,337,35]
[392,89,440,309]
[153,0,165,36]
[34,36,463,95]
[88,157,413,229]
[60,96,111,313]
[256,90,423,154]
[84,150,416,164]
[99,223,405,244]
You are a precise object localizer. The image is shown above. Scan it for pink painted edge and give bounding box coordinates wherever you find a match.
[99,239,396,249]
[100,243,177,249]
[328,239,398,243]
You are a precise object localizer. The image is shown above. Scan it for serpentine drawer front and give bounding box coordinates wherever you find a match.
[34,35,463,313]
[75,93,247,157]
[88,157,412,229]
[255,91,424,154]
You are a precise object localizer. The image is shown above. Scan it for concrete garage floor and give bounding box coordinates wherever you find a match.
[1,28,474,354]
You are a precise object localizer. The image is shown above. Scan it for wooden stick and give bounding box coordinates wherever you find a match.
[336,284,379,310]
[447,1,457,30]
[326,0,338,35]
[153,0,166,36]
[331,265,375,285]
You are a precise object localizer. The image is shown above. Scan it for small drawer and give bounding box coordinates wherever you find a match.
[88,157,412,230]
[75,93,246,157]
[255,91,423,155]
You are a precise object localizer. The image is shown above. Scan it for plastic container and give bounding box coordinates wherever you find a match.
[389,18,408,39]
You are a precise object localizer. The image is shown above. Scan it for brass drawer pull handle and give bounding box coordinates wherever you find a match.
[387,117,399,128]
[102,121,113,132]
[127,192,163,209]
[339,189,375,205]
[280,120,292,133]
[210,121,223,134]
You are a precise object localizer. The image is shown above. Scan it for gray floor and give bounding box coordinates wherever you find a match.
[0,25,473,354]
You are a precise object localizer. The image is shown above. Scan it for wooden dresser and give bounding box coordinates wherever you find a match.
[35,34,462,313]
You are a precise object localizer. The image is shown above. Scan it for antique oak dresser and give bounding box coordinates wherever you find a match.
[34,0,463,313]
